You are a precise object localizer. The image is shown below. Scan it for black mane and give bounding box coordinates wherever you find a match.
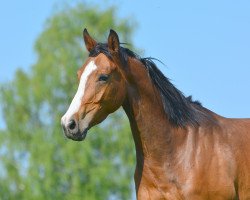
[89,43,207,127]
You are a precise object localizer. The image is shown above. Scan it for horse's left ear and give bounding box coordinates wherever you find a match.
[83,28,97,52]
[108,29,120,52]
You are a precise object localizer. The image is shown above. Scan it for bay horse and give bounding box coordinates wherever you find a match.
[61,29,250,199]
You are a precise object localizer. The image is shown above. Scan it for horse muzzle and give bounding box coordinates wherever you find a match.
[61,117,88,141]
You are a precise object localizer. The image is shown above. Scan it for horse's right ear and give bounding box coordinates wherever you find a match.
[83,28,97,52]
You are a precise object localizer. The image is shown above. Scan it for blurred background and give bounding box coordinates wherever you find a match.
[0,0,249,199]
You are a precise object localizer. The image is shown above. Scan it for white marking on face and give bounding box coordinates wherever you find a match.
[61,61,97,125]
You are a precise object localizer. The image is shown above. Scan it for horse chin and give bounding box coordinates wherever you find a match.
[67,128,88,141]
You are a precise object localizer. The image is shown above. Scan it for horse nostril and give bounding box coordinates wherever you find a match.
[68,119,76,130]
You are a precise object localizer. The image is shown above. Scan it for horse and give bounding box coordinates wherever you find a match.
[61,29,250,199]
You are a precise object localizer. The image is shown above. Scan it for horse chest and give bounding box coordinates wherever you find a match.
[135,165,236,200]
[137,178,236,200]
[135,165,184,199]
[137,179,183,200]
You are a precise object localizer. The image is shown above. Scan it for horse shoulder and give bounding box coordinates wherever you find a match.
[224,118,250,199]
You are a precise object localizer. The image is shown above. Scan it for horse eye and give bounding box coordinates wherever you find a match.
[98,74,109,82]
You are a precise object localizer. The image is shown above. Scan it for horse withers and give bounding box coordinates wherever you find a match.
[61,29,250,199]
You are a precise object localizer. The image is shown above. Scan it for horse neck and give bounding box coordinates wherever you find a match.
[122,58,180,165]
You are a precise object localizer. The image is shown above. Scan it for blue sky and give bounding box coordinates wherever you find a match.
[1,0,250,119]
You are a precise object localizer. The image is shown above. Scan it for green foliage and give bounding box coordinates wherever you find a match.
[0,3,136,199]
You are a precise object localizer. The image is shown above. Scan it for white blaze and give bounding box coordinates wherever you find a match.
[61,61,97,125]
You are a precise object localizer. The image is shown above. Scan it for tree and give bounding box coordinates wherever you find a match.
[0,3,136,199]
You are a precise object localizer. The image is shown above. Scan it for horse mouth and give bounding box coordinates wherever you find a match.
[66,128,88,141]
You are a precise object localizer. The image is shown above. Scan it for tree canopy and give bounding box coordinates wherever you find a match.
[0,3,136,199]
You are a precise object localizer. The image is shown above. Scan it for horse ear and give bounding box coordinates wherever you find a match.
[108,29,120,52]
[83,28,97,52]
